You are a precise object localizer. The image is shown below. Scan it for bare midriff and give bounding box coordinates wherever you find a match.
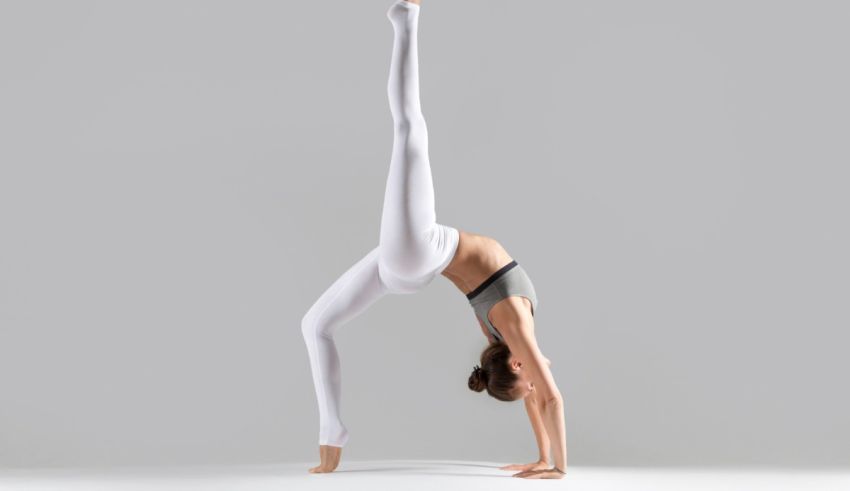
[441,229,533,318]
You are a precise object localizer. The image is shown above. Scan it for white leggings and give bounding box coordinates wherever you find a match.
[300,0,459,448]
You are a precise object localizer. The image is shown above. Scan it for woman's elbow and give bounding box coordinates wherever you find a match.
[541,390,563,408]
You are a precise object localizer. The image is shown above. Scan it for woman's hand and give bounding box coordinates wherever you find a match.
[499,459,549,472]
[512,467,566,479]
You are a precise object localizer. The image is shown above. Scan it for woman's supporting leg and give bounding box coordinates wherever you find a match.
[380,0,458,287]
[301,245,388,448]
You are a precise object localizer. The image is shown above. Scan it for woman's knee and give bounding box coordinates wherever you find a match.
[301,310,327,340]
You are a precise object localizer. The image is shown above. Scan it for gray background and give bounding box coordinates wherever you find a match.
[1,0,848,468]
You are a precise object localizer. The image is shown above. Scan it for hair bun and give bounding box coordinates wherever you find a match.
[467,364,488,392]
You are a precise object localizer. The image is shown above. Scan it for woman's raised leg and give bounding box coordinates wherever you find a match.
[301,245,387,468]
[380,0,458,288]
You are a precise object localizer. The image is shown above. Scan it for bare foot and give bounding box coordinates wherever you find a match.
[308,444,342,473]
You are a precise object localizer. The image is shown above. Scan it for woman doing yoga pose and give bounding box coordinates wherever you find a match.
[300,0,566,479]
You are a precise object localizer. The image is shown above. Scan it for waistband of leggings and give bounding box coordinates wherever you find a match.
[465,260,518,301]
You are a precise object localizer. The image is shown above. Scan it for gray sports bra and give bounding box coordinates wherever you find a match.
[466,260,538,342]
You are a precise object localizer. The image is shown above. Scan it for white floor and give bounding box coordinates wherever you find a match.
[1,460,847,491]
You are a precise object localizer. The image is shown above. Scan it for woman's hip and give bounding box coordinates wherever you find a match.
[378,223,459,294]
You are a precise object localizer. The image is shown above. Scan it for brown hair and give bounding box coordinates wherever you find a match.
[467,341,520,401]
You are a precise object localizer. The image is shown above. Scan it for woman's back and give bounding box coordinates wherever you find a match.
[441,229,515,294]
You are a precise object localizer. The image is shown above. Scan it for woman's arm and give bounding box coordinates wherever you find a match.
[500,315,567,473]
[498,395,551,472]
[538,393,567,473]
[524,394,551,463]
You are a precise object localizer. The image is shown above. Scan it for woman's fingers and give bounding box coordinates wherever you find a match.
[513,469,566,479]
[500,461,547,471]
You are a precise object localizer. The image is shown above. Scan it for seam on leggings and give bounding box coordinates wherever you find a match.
[305,257,374,443]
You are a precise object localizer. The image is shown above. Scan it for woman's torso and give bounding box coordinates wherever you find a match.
[441,229,535,337]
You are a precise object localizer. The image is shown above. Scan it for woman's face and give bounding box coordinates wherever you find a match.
[511,355,551,400]
[509,356,535,400]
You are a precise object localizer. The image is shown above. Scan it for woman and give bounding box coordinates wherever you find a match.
[301,0,566,479]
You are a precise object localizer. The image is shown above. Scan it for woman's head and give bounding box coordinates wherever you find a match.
[467,341,535,401]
